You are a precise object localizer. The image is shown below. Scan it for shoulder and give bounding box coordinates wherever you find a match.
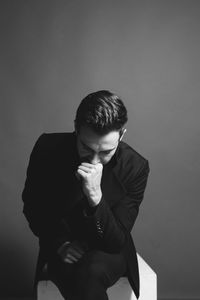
[115,140,150,179]
[31,132,75,155]
[35,131,73,144]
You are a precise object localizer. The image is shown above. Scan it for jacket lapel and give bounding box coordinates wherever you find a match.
[101,161,126,207]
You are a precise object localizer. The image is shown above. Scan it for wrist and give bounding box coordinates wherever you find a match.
[87,190,102,207]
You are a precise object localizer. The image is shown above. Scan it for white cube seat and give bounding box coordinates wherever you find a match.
[37,253,157,300]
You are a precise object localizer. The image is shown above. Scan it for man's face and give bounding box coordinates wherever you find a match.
[76,126,122,165]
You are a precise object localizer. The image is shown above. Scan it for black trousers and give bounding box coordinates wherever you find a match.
[47,250,127,300]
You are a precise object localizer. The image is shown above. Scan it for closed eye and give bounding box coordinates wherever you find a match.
[101,150,112,155]
[81,141,115,155]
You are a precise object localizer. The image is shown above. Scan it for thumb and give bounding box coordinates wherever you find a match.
[75,171,81,181]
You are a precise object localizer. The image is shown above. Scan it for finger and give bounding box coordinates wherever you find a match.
[63,258,74,264]
[75,171,81,180]
[81,162,102,168]
[78,166,93,173]
[80,163,103,173]
[72,242,86,253]
[68,247,84,259]
[76,169,87,178]
[66,253,78,262]
[71,244,85,254]
[80,162,94,168]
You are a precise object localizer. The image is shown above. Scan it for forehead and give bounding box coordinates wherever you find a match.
[79,126,120,149]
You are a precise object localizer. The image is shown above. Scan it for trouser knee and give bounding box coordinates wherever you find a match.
[74,263,109,300]
[77,262,109,288]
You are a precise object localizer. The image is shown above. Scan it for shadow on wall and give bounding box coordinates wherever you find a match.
[0,237,37,297]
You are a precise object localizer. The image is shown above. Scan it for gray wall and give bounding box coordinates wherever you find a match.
[0,0,200,299]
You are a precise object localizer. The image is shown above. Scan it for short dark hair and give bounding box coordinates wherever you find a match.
[74,90,128,135]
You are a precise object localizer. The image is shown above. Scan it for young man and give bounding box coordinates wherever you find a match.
[22,90,150,300]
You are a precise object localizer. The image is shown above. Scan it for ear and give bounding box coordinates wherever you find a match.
[119,128,127,141]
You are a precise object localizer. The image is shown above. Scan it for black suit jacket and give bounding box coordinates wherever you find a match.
[22,132,150,299]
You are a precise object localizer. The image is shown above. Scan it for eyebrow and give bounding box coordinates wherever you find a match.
[81,140,116,152]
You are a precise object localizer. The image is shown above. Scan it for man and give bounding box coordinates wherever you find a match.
[22,90,150,300]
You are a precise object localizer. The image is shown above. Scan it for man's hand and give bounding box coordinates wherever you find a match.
[57,240,87,264]
[76,162,103,207]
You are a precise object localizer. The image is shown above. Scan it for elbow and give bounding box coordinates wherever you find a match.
[22,206,40,237]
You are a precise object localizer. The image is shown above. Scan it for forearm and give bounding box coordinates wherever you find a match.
[83,196,126,253]
[22,189,72,253]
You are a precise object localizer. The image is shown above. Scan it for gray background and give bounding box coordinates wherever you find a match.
[0,0,200,299]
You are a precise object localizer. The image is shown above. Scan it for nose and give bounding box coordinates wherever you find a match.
[90,153,100,165]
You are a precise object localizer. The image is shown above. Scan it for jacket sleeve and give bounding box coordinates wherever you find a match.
[83,160,150,253]
[22,134,71,251]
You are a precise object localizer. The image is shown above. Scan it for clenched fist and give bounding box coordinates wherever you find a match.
[76,162,103,207]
